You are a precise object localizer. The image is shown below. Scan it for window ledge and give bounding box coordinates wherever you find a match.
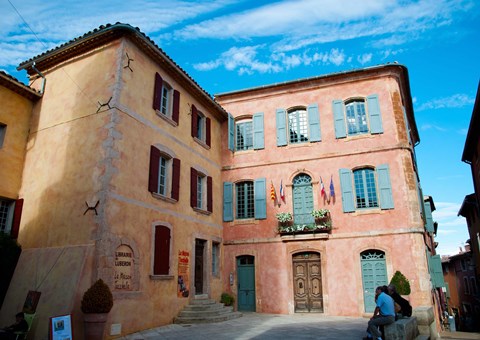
[151,192,178,204]
[150,274,174,281]
[156,110,178,127]
[283,143,311,149]
[194,137,211,150]
[343,133,377,141]
[232,218,258,225]
[193,207,212,215]
[351,208,383,216]
[234,149,255,154]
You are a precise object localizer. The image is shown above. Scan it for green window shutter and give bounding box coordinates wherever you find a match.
[276,108,287,146]
[253,112,265,150]
[339,168,355,212]
[367,94,383,134]
[333,100,346,138]
[431,255,446,288]
[223,182,233,222]
[307,103,321,142]
[228,113,235,151]
[425,201,435,233]
[377,164,394,210]
[254,178,267,219]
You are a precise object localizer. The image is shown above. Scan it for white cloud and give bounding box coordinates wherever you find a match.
[420,124,447,132]
[357,53,372,65]
[433,201,470,256]
[416,93,475,111]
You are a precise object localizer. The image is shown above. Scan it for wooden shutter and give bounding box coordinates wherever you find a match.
[367,94,383,134]
[424,201,435,233]
[228,113,234,151]
[11,199,24,239]
[206,117,211,147]
[377,164,394,210]
[148,146,160,192]
[153,72,163,111]
[207,176,213,213]
[276,108,287,146]
[254,178,267,219]
[431,254,446,288]
[172,90,180,124]
[171,158,181,201]
[307,103,321,142]
[253,112,265,150]
[154,226,170,275]
[191,105,198,138]
[333,100,346,138]
[223,182,233,221]
[339,168,355,212]
[190,167,197,208]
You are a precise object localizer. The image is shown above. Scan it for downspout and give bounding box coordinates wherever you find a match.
[31,62,46,95]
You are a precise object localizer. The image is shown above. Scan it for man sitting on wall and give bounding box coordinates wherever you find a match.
[0,312,28,340]
[363,286,395,340]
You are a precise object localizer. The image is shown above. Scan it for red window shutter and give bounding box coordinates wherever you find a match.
[191,105,198,138]
[207,176,213,213]
[11,199,24,239]
[154,226,170,275]
[171,158,181,201]
[172,90,180,124]
[153,73,163,111]
[206,117,211,147]
[190,167,197,208]
[148,146,160,192]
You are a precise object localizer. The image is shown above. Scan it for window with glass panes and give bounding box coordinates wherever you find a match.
[0,200,12,233]
[160,83,172,116]
[212,242,219,275]
[345,100,368,135]
[354,168,378,209]
[196,113,204,140]
[236,181,254,219]
[158,156,169,195]
[236,121,253,151]
[288,108,309,143]
[197,174,204,209]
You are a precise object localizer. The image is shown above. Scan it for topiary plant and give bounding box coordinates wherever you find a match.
[81,279,113,313]
[220,292,235,306]
[389,270,411,295]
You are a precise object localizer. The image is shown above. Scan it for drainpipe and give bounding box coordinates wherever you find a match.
[31,62,46,95]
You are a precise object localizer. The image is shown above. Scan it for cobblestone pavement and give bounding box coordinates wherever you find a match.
[120,313,367,339]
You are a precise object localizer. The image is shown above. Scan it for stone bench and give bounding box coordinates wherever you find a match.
[384,317,419,340]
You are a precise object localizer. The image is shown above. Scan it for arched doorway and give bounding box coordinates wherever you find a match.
[237,255,256,311]
[292,252,323,312]
[360,250,387,312]
[292,173,314,225]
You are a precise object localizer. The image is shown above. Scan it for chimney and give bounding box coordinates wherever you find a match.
[465,244,471,252]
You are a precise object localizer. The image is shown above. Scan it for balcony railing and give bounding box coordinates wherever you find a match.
[277,213,332,235]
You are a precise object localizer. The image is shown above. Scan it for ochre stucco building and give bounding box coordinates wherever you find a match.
[0,23,443,338]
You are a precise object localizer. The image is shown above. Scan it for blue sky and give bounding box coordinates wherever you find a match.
[2,0,479,255]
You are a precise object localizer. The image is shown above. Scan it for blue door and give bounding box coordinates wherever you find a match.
[361,250,387,313]
[292,174,314,225]
[237,256,256,311]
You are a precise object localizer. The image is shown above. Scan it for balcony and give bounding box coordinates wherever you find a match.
[276,210,332,236]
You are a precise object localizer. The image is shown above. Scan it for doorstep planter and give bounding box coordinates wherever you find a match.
[81,279,113,340]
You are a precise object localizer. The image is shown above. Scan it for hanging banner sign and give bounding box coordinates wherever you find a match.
[177,250,190,297]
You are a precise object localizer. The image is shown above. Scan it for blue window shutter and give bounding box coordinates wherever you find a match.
[223,182,233,222]
[424,201,434,233]
[254,178,267,219]
[367,94,383,134]
[253,112,265,150]
[276,108,287,146]
[307,103,321,142]
[228,113,234,151]
[339,169,354,212]
[377,164,394,210]
[431,255,446,288]
[333,100,346,138]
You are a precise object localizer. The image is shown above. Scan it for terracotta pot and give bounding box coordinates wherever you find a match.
[83,313,108,340]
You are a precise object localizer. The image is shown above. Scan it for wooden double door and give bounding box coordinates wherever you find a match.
[292,252,323,313]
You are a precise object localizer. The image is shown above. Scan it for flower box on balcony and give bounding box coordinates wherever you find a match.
[277,222,331,235]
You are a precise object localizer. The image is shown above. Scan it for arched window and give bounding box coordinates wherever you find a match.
[345,99,368,135]
[292,173,314,225]
[288,108,309,143]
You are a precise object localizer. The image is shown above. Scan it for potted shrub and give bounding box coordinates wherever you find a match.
[389,271,411,295]
[276,212,293,226]
[220,292,235,306]
[311,209,331,229]
[81,279,113,339]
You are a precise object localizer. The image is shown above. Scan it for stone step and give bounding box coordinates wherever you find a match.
[174,312,243,324]
[184,303,226,311]
[178,306,234,317]
[190,298,218,305]
[414,335,429,340]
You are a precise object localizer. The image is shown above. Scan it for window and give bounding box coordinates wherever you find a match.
[190,167,212,213]
[153,73,180,124]
[236,181,254,219]
[354,168,379,209]
[191,105,211,147]
[0,198,23,238]
[464,277,470,295]
[212,242,220,276]
[0,123,6,148]
[223,178,266,221]
[333,94,383,138]
[153,225,171,275]
[470,277,477,295]
[236,120,253,151]
[228,113,264,151]
[276,104,321,146]
[461,259,467,271]
[148,146,180,201]
[339,164,394,212]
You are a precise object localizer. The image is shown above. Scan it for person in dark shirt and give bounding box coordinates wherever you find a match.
[388,284,412,318]
[0,312,28,340]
